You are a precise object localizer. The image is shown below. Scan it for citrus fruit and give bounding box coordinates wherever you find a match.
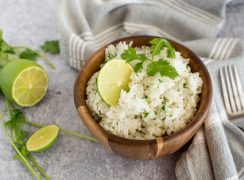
[97,59,133,106]
[26,125,59,152]
[0,60,48,107]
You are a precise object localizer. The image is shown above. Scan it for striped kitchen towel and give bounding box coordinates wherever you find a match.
[59,0,244,179]
[59,0,225,70]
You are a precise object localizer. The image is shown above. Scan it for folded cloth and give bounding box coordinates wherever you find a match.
[177,38,244,180]
[60,0,244,179]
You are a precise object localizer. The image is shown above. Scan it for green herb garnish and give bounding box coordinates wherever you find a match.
[149,38,175,59]
[121,47,147,63]
[40,40,60,54]
[183,83,187,88]
[121,38,178,79]
[1,100,47,180]
[121,47,147,72]
[0,30,59,69]
[147,59,178,78]
[143,111,149,118]
[19,49,39,60]
[1,100,97,179]
[162,105,166,112]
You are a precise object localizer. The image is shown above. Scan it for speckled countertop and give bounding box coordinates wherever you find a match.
[0,0,244,179]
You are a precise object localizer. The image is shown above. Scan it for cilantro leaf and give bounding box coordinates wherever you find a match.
[137,54,147,61]
[121,48,138,63]
[20,145,29,157]
[0,40,14,53]
[143,111,149,118]
[149,38,175,58]
[147,61,158,76]
[162,104,166,112]
[121,47,147,63]
[4,109,24,128]
[149,38,165,57]
[157,59,178,79]
[19,49,39,61]
[0,30,14,53]
[12,148,29,160]
[5,108,28,144]
[121,47,147,72]
[167,47,175,58]
[134,62,144,72]
[120,38,178,79]
[0,53,19,67]
[147,60,178,79]
[40,40,60,54]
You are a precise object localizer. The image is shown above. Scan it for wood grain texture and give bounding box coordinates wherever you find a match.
[74,36,213,160]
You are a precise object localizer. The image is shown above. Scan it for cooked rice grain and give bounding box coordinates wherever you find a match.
[86,42,202,140]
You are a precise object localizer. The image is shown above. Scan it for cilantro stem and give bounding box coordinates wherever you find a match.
[61,128,98,142]
[12,46,56,69]
[0,112,41,180]
[36,50,56,69]
[5,100,50,179]
[5,100,17,141]
[29,154,50,180]
[25,120,98,142]
[18,157,39,179]
[6,100,11,116]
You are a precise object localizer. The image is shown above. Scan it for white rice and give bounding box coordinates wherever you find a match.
[86,41,202,140]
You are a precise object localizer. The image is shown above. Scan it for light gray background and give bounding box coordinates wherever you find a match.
[0,0,243,179]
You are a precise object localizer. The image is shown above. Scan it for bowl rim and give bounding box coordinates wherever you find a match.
[74,35,212,145]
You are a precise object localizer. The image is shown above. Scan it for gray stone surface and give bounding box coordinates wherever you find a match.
[0,0,243,179]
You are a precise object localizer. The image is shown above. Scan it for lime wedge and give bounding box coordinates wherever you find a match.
[97,59,133,106]
[26,125,59,152]
[0,60,48,107]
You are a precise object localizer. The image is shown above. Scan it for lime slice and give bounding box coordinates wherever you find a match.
[0,60,48,107]
[97,59,133,106]
[26,125,59,152]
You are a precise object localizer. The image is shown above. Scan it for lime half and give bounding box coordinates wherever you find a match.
[26,125,59,152]
[97,59,133,106]
[0,60,48,107]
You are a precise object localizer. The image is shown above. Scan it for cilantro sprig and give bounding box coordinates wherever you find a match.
[0,100,97,179]
[1,101,47,180]
[150,38,175,59]
[0,29,60,69]
[147,59,178,78]
[121,38,178,79]
[40,40,60,54]
[121,47,147,72]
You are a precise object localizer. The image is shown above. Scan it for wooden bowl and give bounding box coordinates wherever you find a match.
[74,36,212,160]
